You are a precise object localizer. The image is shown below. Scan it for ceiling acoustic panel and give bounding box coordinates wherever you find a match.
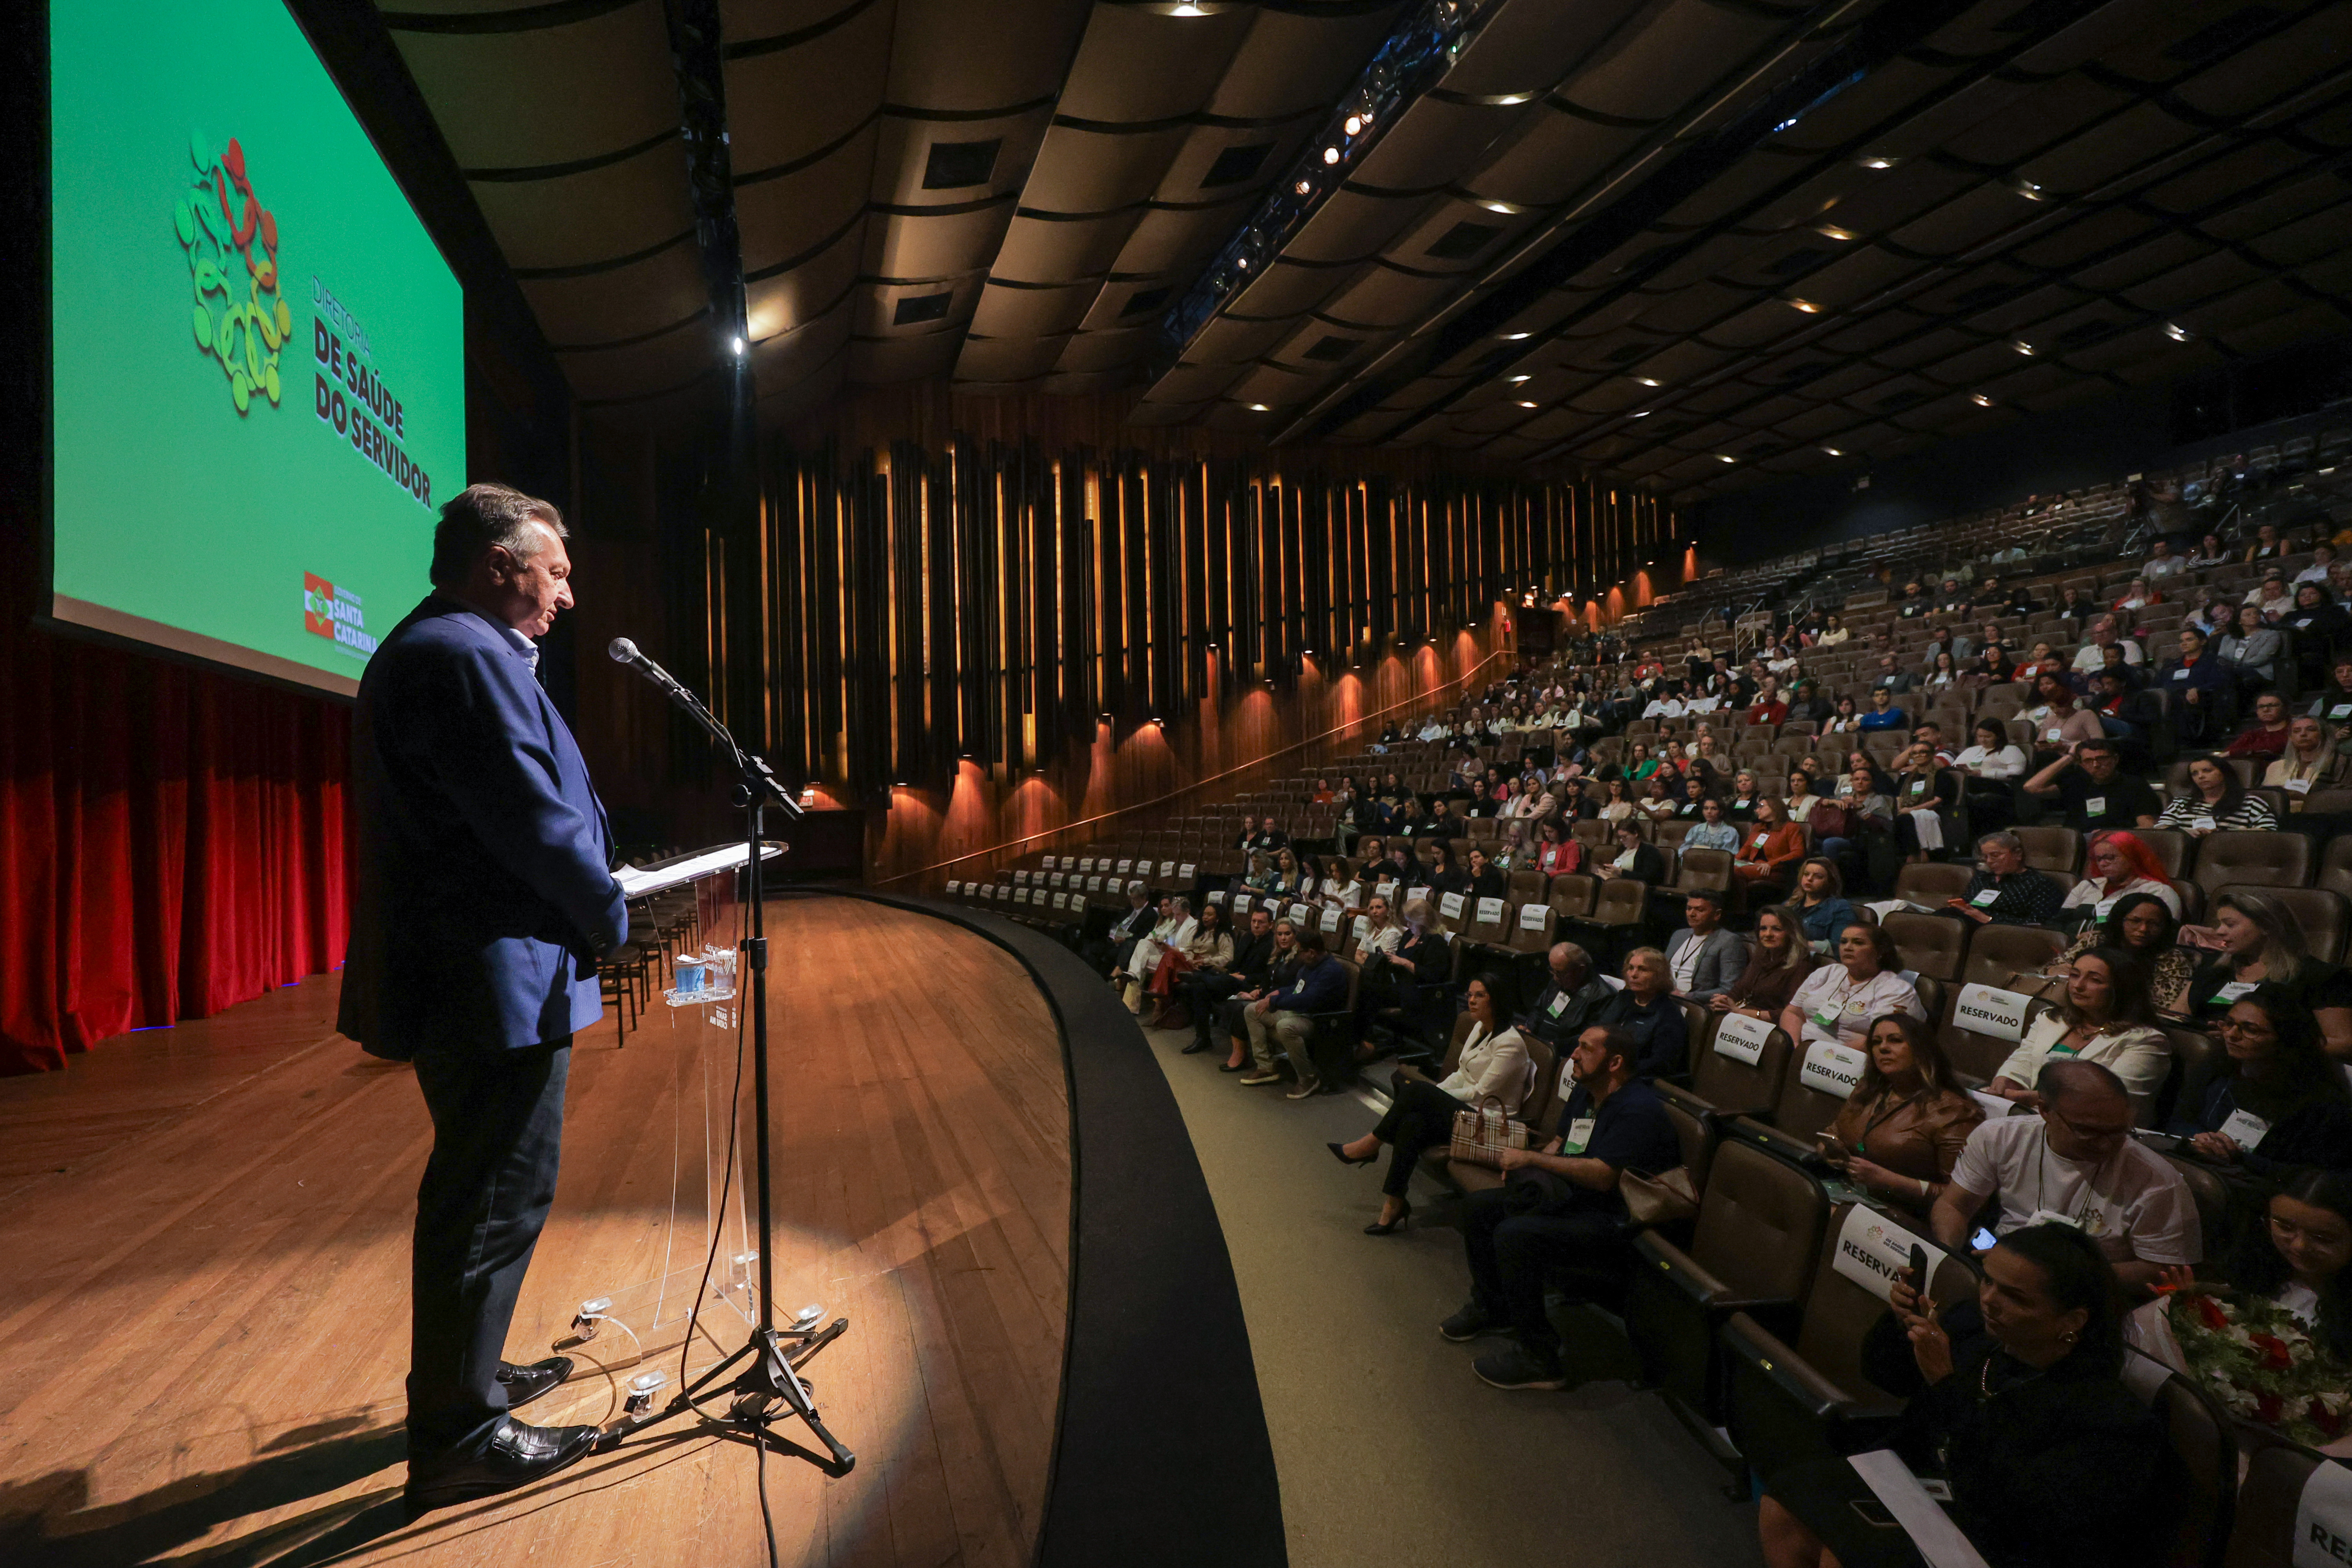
[376,0,2352,492]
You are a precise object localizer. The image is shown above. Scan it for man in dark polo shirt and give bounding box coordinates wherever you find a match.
[1439,1024,1681,1390]
[1518,942,1611,1048]
[2022,737,2160,831]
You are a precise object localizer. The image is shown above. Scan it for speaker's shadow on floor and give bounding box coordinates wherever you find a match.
[0,1423,412,1568]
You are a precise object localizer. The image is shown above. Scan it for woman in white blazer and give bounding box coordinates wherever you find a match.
[1327,972,1530,1235]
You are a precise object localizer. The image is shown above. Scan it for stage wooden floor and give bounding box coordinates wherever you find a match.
[0,896,1071,1568]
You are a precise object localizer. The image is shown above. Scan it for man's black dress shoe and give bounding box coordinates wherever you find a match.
[406,1416,599,1511]
[497,1355,574,1411]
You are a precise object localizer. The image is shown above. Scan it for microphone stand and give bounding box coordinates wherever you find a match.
[597,659,855,1478]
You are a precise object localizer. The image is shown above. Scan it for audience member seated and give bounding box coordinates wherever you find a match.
[2156,755,2278,835]
[1708,904,1817,1024]
[1238,927,1348,1098]
[1859,688,1907,730]
[2023,738,2161,831]
[2167,987,2352,1175]
[2143,538,2187,579]
[2130,1172,2351,1452]
[1724,770,1766,819]
[1889,742,1956,862]
[2050,892,2193,1015]
[2071,614,2143,671]
[1593,821,1666,886]
[1730,796,1807,895]
[1424,840,1466,897]
[1439,1024,1682,1391]
[1681,795,1740,852]
[2217,604,2283,684]
[2283,585,2352,689]
[1785,768,1824,824]
[2266,714,2345,805]
[2059,830,2181,922]
[1947,831,2065,928]
[1784,922,1927,1050]
[2021,671,2105,752]
[2247,568,2294,621]
[1097,885,1156,979]
[1817,1014,1985,1219]
[1521,942,1612,1047]
[1759,1225,2165,1568]
[2221,690,2294,762]
[1788,857,1859,956]
[1329,972,1530,1236]
[1932,1060,2200,1293]
[1596,947,1689,1078]
[1635,773,1679,822]
[2178,891,2352,1059]
[1142,901,1232,1030]
[1218,916,1299,1072]
[2159,626,2236,746]
[1531,817,1581,874]
[1986,948,2171,1118]
[1363,895,1453,1050]
[1461,843,1508,902]
[1664,890,1747,1004]
[1182,906,1275,1056]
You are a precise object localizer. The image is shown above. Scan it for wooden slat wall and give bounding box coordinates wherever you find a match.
[731,435,1674,802]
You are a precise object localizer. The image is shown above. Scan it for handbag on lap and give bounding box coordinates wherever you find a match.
[1447,1095,1528,1167]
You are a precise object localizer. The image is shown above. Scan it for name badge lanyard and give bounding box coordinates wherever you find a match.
[2034,1127,2113,1229]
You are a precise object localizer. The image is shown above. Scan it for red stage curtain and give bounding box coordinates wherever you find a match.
[0,612,350,1075]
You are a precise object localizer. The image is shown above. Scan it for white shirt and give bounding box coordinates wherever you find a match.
[1436,1023,1532,1116]
[1787,965,1927,1046]
[1320,878,1363,909]
[1953,743,2028,779]
[2143,554,2187,580]
[1643,697,1685,719]
[2296,561,2335,586]
[2073,639,2143,670]
[1948,1115,2201,1266]
[1993,1012,2173,1114]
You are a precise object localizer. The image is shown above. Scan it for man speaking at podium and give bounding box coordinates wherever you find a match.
[338,483,626,1509]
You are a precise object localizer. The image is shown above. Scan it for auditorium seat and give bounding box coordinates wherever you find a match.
[2239,885,2350,964]
[2141,1367,2239,1568]
[2192,831,2312,898]
[1623,1138,1829,1422]
[1671,846,1734,899]
[2162,1152,2233,1257]
[1883,911,1966,984]
[2223,1441,2323,1568]
[1755,1039,1857,1143]
[1571,878,1650,950]
[1891,862,1972,907]
[1548,873,1598,922]
[1720,1202,1978,1485]
[2013,825,2082,874]
[1679,1013,1794,1122]
[1505,900,1557,958]
[2318,835,2352,905]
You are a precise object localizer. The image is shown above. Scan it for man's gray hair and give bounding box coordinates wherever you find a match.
[430,483,566,588]
[1978,830,2024,857]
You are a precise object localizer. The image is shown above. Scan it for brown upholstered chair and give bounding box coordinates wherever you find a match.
[1623,1138,1829,1421]
[2190,830,2313,898]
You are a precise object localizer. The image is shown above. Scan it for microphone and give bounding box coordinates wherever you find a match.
[607,637,801,817]
[608,637,692,700]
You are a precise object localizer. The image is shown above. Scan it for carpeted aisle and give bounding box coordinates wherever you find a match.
[1137,1018,1768,1568]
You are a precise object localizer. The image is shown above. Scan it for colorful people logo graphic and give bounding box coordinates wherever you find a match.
[176,131,291,414]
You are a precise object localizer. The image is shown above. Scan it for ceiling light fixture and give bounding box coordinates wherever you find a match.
[2165,322,2194,343]
[1500,330,1531,340]
[1294,179,1311,195]
[1816,225,1856,241]
[1322,146,1341,165]
[1717,454,1737,464]
[2012,178,2045,201]
[1343,115,1364,136]
[1971,393,1995,407]
[730,335,746,355]
[1246,402,1271,412]
[1507,374,1532,384]
[1822,446,1843,457]
[1479,199,1522,215]
[1633,376,1661,387]
[1628,409,1651,418]
[2011,340,2035,356]
[1787,298,1822,314]
[1857,156,1898,170]
[1516,400,1539,409]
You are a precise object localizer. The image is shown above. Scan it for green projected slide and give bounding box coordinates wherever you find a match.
[50,0,464,695]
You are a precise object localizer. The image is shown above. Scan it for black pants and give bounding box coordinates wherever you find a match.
[1374,1077,1468,1197]
[1461,1187,1622,1363]
[407,1037,571,1457]
[1182,970,1247,1049]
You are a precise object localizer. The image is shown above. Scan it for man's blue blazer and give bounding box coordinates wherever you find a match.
[337,595,628,1060]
